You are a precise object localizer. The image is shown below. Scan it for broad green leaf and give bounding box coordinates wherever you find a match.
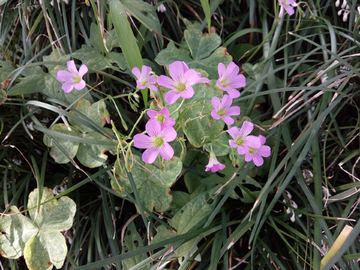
[28,187,76,231]
[107,52,127,71]
[169,188,217,235]
[43,124,80,164]
[184,28,221,60]
[167,191,192,217]
[0,60,15,82]
[113,155,182,212]
[68,99,110,133]
[155,28,232,79]
[89,23,119,53]
[0,188,76,270]
[182,102,224,148]
[122,0,162,36]
[77,128,116,168]
[7,72,46,96]
[72,45,114,71]
[42,49,70,75]
[24,231,67,270]
[0,206,38,259]
[122,221,149,270]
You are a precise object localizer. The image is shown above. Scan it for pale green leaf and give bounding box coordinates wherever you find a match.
[0,206,38,259]
[24,231,67,270]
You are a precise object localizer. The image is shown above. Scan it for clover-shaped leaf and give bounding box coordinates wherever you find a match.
[43,99,116,168]
[112,155,182,212]
[0,188,76,270]
[155,27,232,79]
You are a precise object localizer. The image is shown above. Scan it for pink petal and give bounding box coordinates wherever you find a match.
[226,126,240,140]
[184,69,202,86]
[145,121,161,137]
[67,60,78,75]
[284,5,295,16]
[160,126,177,142]
[211,96,221,110]
[74,80,86,90]
[159,142,174,160]
[252,155,264,167]
[211,109,221,120]
[78,65,88,77]
[222,116,234,125]
[140,65,152,78]
[237,145,248,155]
[218,62,226,78]
[57,70,73,82]
[147,109,159,119]
[239,121,254,137]
[179,86,194,99]
[169,61,186,82]
[149,84,158,92]
[142,147,160,163]
[165,90,181,104]
[221,95,233,109]
[133,134,153,149]
[62,82,75,93]
[227,74,246,89]
[157,75,174,89]
[226,106,240,116]
[159,107,170,117]
[132,67,141,79]
[259,135,267,144]
[257,145,271,158]
[244,135,261,149]
[223,62,240,81]
[279,6,285,17]
[225,88,240,99]
[229,140,238,148]
[197,77,210,84]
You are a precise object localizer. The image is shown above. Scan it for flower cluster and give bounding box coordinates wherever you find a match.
[57,60,271,172]
[130,61,271,171]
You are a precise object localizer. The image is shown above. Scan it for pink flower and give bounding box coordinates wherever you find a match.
[217,62,246,99]
[132,65,157,91]
[279,0,297,18]
[226,121,261,155]
[157,61,210,104]
[56,60,88,93]
[147,107,176,129]
[133,121,177,164]
[205,152,225,173]
[245,135,271,167]
[211,95,240,125]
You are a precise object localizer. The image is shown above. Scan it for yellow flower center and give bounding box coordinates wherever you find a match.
[72,75,81,84]
[248,147,256,154]
[235,137,244,146]
[220,78,228,88]
[153,136,164,148]
[177,83,186,92]
[156,114,166,123]
[217,109,225,117]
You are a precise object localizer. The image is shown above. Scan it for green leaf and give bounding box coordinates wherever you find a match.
[72,45,114,71]
[168,188,217,235]
[0,89,7,105]
[0,206,38,259]
[122,221,150,270]
[0,60,15,82]
[0,188,76,270]
[155,28,232,79]
[68,99,110,133]
[27,187,76,231]
[182,102,224,148]
[24,231,67,270]
[88,23,119,53]
[43,124,80,164]
[7,72,46,96]
[113,155,182,212]
[77,128,116,168]
[122,0,162,35]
